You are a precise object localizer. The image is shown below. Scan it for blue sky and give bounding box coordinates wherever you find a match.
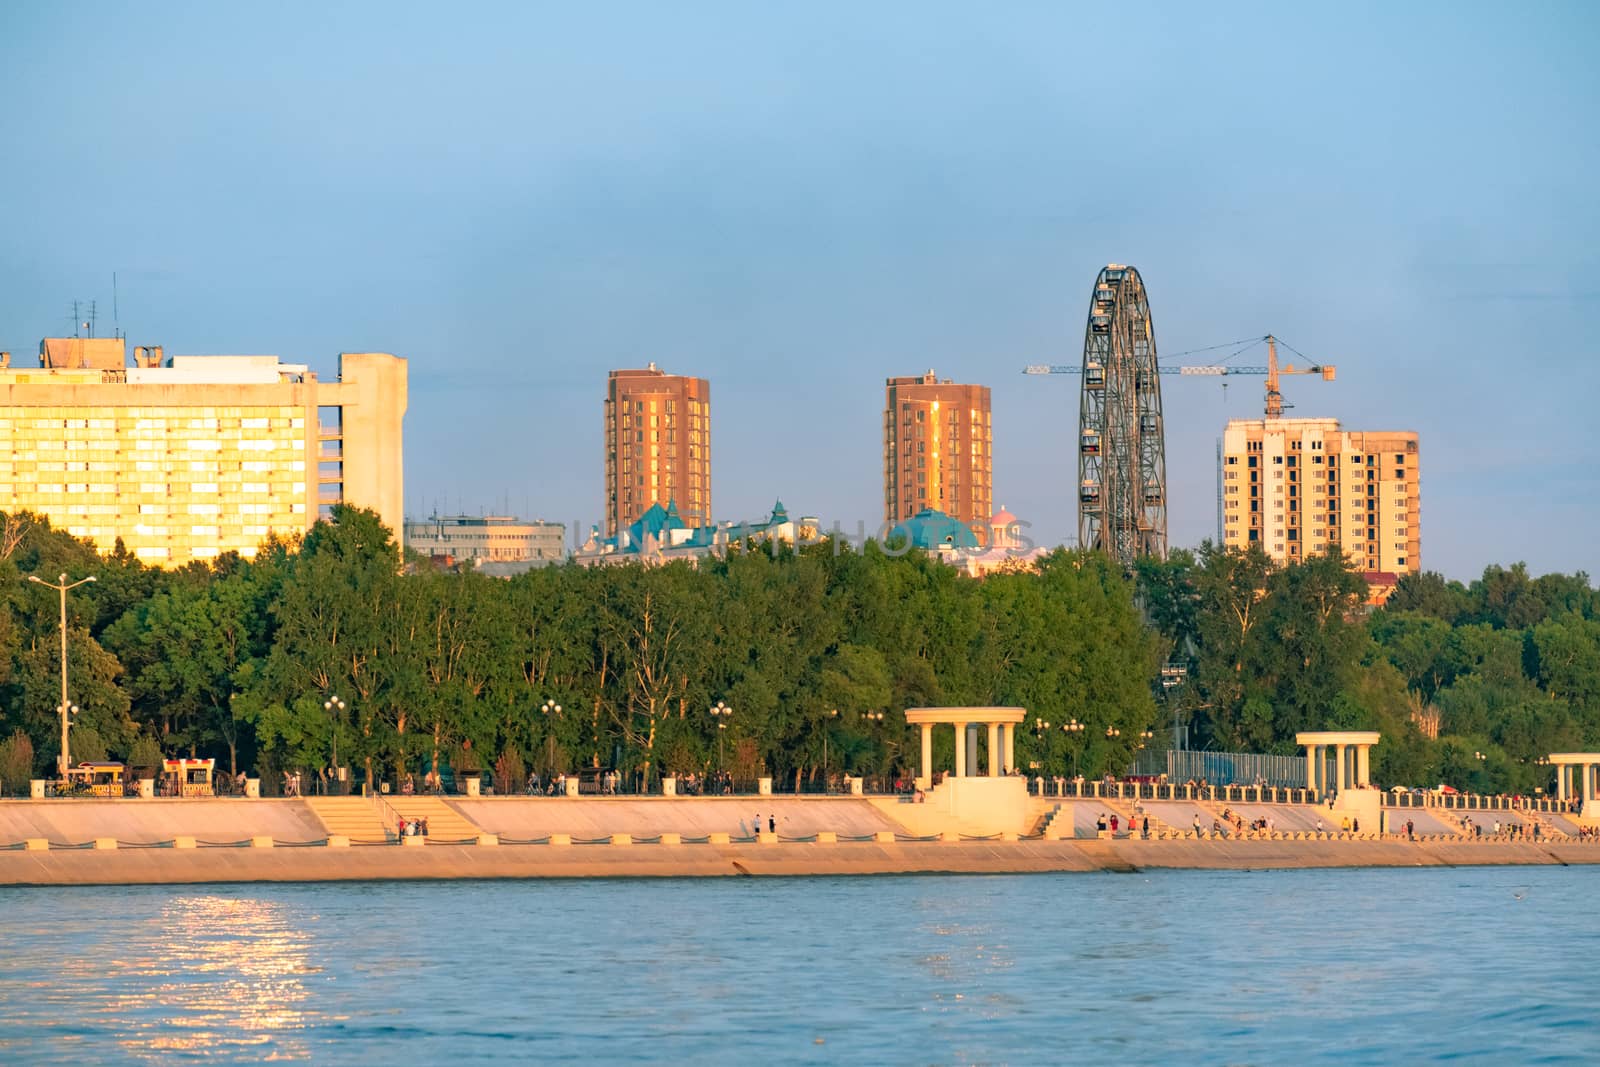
[2,2,1595,580]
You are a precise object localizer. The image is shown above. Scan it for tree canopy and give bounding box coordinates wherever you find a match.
[1,506,1594,797]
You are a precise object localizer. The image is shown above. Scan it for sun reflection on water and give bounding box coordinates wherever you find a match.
[6,894,321,1061]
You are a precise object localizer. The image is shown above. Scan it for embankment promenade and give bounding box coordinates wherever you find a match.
[2,795,1597,886]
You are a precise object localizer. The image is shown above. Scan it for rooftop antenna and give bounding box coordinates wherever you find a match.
[112,272,120,340]
[88,300,97,339]
[71,300,81,338]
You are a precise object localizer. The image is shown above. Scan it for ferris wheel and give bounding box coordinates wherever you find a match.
[1077,264,1167,566]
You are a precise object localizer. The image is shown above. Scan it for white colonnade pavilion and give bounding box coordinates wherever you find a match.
[906,707,1025,789]
[1548,753,1600,819]
[1295,731,1380,796]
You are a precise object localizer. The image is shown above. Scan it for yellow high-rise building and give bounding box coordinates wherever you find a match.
[1220,417,1419,573]
[0,338,406,566]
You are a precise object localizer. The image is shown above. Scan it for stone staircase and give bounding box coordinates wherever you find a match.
[307,796,392,843]
[387,797,482,842]
[1036,805,1069,839]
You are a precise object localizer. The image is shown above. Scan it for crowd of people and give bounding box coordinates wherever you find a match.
[396,815,429,839]
[1094,811,1151,838]
[1460,816,1547,841]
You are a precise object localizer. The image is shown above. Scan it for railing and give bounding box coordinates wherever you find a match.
[1381,790,1584,815]
[1029,778,1319,806]
[372,795,401,842]
[1131,748,1308,789]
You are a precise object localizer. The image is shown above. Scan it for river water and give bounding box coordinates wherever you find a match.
[0,867,1595,1064]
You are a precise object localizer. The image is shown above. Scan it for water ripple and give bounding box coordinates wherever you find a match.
[0,868,1597,1063]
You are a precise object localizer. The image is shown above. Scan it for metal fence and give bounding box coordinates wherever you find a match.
[1033,778,1319,806]
[1130,748,1308,788]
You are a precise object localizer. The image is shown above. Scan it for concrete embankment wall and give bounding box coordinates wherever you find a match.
[452,796,905,840]
[0,798,327,844]
[4,836,1598,887]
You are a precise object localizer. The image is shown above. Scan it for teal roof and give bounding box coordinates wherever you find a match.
[627,500,692,543]
[889,508,980,551]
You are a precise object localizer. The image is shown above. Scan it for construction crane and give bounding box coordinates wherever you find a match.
[1024,333,1335,420]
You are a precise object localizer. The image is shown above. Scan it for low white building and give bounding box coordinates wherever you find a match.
[404,514,564,565]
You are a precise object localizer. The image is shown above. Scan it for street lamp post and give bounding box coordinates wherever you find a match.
[1161,664,1188,750]
[28,572,96,779]
[323,695,346,792]
[823,708,838,791]
[1063,718,1085,778]
[541,700,563,775]
[710,700,733,772]
[859,710,885,786]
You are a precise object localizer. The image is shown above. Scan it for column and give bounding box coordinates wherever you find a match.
[1557,764,1567,801]
[966,726,979,780]
[1306,745,1318,791]
[1357,745,1370,787]
[920,724,933,785]
[1335,745,1346,795]
[987,723,1000,777]
[1004,724,1015,773]
[953,723,967,779]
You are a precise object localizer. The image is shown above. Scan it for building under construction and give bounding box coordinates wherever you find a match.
[1220,419,1420,574]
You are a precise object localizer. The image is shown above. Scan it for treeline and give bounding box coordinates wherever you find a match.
[1137,549,1600,793]
[0,507,1158,793]
[0,506,1594,796]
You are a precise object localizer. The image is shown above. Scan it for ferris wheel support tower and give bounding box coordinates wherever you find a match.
[1076,265,1166,567]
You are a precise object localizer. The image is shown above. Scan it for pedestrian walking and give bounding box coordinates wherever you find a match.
[768,814,776,834]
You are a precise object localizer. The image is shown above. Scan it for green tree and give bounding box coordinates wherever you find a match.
[0,728,34,794]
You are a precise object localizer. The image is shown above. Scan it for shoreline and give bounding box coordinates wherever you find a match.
[4,836,1597,887]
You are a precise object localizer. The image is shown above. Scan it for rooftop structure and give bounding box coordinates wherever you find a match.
[575,499,816,566]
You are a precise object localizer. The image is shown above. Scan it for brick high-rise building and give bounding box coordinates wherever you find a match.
[604,363,710,537]
[883,371,992,524]
[1220,418,1419,573]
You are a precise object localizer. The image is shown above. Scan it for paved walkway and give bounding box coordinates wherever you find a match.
[451,796,906,839]
[0,798,326,845]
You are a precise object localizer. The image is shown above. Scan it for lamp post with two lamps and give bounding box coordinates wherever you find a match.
[323,694,347,793]
[540,699,563,775]
[710,700,733,772]
[1062,718,1086,779]
[1103,725,1121,780]
[858,710,885,786]
[28,572,96,779]
[1031,717,1052,775]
